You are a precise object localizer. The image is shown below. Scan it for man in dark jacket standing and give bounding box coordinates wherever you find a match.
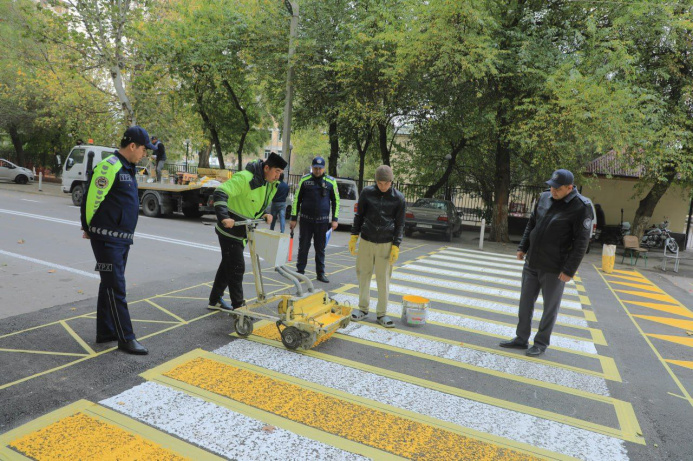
[289,156,340,283]
[500,169,593,356]
[80,126,155,355]
[349,165,405,328]
[269,173,289,233]
[151,136,166,182]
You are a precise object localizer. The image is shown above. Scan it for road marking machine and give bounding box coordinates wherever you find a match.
[229,220,352,350]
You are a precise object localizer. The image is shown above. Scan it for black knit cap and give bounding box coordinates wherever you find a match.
[265,152,288,169]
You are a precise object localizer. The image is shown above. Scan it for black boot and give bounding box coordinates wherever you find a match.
[118,339,149,355]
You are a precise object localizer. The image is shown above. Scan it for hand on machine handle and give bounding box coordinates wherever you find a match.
[389,245,399,265]
[264,213,273,225]
[222,218,235,228]
[349,235,359,256]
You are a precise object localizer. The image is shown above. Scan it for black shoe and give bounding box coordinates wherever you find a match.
[316,274,330,283]
[118,339,148,355]
[526,345,546,357]
[208,298,233,312]
[96,334,118,344]
[296,270,305,275]
[499,338,529,349]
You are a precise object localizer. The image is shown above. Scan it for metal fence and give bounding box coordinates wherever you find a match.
[165,162,544,224]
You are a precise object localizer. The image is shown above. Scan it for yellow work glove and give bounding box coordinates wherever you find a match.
[349,235,359,256]
[389,246,400,265]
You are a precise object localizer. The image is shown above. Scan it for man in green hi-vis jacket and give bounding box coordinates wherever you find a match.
[207,152,288,311]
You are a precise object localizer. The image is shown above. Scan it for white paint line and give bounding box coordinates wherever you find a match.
[0,249,100,279]
[101,382,367,461]
[335,293,592,351]
[212,341,627,461]
[440,249,525,266]
[388,272,584,311]
[0,208,251,259]
[20,199,39,203]
[428,254,577,287]
[402,262,579,296]
[340,322,610,396]
[445,247,521,260]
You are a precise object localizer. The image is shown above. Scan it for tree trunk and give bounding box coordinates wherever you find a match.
[490,138,511,243]
[328,119,339,177]
[631,169,677,237]
[424,138,466,199]
[377,122,390,166]
[198,142,212,168]
[110,65,135,126]
[221,80,249,171]
[8,124,25,167]
[355,128,372,191]
[193,82,225,170]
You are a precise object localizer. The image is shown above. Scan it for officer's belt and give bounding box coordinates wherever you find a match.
[89,226,134,240]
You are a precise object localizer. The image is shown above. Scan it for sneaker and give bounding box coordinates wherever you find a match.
[208,298,233,312]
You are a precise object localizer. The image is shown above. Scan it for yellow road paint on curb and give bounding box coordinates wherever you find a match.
[579,295,591,306]
[610,269,644,277]
[666,360,693,371]
[615,290,678,304]
[595,264,693,409]
[648,334,693,348]
[608,281,664,293]
[625,300,693,318]
[59,321,95,356]
[634,316,693,331]
[604,273,653,283]
[241,324,642,445]
[0,400,222,461]
[161,355,542,461]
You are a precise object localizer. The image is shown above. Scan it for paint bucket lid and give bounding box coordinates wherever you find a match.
[402,295,429,305]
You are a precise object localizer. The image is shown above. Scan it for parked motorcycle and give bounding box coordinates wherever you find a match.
[640,221,679,252]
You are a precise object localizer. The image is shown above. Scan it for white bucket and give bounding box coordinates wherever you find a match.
[401,295,429,326]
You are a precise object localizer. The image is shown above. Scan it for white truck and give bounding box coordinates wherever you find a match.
[61,145,219,218]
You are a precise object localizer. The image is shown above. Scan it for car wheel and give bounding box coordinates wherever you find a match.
[15,174,28,185]
[71,184,85,206]
[142,194,161,217]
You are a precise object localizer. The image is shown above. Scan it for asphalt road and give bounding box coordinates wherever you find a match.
[1,180,692,460]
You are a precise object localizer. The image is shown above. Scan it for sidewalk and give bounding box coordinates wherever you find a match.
[0,181,64,198]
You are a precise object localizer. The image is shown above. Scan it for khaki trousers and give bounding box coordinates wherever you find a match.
[356,239,392,317]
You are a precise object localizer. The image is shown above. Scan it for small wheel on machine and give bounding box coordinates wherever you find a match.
[281,326,302,350]
[234,316,254,337]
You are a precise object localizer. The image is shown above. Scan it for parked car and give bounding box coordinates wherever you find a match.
[0,159,34,184]
[405,198,462,242]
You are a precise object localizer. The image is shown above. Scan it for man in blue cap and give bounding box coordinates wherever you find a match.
[289,156,340,283]
[500,169,593,356]
[80,126,155,355]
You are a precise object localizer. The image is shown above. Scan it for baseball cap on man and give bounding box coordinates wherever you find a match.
[546,169,574,188]
[312,156,326,168]
[121,126,156,150]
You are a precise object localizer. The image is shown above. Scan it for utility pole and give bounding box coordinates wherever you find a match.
[282,0,299,175]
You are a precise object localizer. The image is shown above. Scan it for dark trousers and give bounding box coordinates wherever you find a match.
[209,235,246,308]
[516,264,566,348]
[296,220,330,276]
[90,239,135,341]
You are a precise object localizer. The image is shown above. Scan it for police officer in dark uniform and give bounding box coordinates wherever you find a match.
[500,169,593,356]
[289,156,340,283]
[80,126,155,355]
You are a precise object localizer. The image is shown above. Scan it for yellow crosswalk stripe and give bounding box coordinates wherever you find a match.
[608,281,664,293]
[162,355,543,461]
